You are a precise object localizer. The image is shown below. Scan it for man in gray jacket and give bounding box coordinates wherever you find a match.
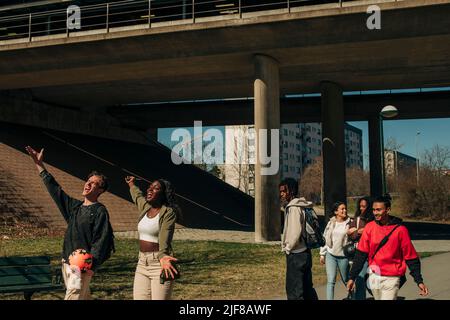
[280,178,318,300]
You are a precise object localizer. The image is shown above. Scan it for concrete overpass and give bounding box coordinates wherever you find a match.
[1,0,450,241]
[108,91,450,128]
[1,0,450,103]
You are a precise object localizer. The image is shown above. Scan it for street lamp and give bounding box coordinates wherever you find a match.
[416,131,420,185]
[380,105,399,195]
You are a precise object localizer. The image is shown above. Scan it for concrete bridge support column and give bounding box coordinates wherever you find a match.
[368,116,383,197]
[254,54,281,242]
[320,81,347,221]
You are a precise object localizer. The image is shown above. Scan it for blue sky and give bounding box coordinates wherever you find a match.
[158,87,450,169]
[159,118,450,170]
[349,118,450,169]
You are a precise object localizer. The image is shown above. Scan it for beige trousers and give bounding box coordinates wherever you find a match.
[368,270,400,300]
[133,251,174,300]
[61,262,93,300]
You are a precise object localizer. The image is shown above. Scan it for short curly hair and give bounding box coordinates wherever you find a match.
[87,171,108,192]
[279,178,299,198]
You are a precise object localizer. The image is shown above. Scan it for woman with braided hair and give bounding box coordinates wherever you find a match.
[125,176,180,300]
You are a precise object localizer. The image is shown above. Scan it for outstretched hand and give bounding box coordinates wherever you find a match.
[160,256,178,280]
[25,146,46,172]
[26,146,43,164]
[125,176,136,187]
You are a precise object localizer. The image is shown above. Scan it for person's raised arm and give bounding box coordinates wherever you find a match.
[26,146,81,222]
[25,146,46,173]
[125,176,151,214]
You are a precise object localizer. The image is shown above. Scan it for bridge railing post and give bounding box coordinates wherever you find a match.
[106,3,110,33]
[28,14,32,42]
[287,0,290,13]
[192,0,195,23]
[239,0,242,18]
[148,0,152,28]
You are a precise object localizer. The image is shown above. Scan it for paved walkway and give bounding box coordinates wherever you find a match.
[116,228,450,252]
[309,251,450,300]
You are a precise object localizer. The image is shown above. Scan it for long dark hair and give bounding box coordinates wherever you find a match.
[156,179,182,222]
[355,196,374,221]
[331,201,346,216]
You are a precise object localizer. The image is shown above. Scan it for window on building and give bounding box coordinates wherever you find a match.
[283,153,288,160]
[284,129,288,136]
[284,165,288,172]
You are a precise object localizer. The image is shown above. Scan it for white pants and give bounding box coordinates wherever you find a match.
[133,251,174,300]
[368,270,400,300]
[61,262,93,300]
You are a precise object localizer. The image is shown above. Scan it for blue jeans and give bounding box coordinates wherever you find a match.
[353,260,368,300]
[325,252,350,300]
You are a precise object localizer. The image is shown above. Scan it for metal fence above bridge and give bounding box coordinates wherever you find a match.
[0,0,398,43]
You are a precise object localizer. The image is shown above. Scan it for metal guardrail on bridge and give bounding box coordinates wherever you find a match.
[0,0,398,43]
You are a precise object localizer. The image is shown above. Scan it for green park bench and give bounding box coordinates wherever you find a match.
[0,256,64,300]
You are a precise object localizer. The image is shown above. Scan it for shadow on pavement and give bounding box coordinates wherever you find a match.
[317,216,450,240]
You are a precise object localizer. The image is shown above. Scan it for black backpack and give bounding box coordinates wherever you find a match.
[302,207,325,249]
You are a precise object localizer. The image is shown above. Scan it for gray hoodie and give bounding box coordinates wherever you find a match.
[281,197,313,255]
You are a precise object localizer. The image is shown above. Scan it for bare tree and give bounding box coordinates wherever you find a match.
[385,136,404,151]
[422,144,450,172]
[299,157,322,204]
[396,144,450,220]
[222,126,255,195]
[346,166,370,197]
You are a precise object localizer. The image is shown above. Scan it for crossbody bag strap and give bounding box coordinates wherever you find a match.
[371,224,402,260]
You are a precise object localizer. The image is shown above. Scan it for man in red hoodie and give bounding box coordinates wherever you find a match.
[347,196,429,300]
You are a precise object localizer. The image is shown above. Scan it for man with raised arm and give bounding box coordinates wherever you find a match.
[25,146,115,300]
